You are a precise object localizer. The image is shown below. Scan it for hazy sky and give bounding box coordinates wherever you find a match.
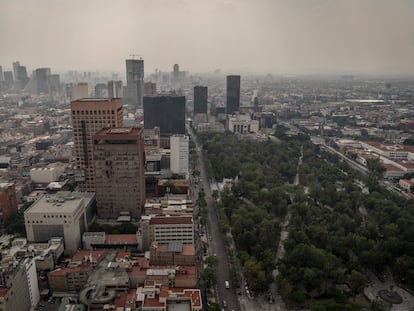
[1,0,414,75]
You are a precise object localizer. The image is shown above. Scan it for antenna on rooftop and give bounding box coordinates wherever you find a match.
[130,54,143,60]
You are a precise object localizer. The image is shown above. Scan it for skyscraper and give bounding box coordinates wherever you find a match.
[226,75,241,114]
[70,98,123,192]
[24,68,51,94]
[170,135,189,177]
[0,183,18,230]
[93,127,146,219]
[17,66,29,89]
[12,61,20,81]
[193,86,208,114]
[107,80,123,98]
[94,83,108,98]
[0,65,3,81]
[144,82,157,96]
[3,71,13,84]
[72,82,89,100]
[47,74,60,95]
[125,58,144,112]
[144,95,186,136]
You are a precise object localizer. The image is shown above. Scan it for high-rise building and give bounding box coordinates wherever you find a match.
[47,74,60,94]
[193,86,208,114]
[226,75,241,114]
[12,61,20,80]
[94,83,108,98]
[107,80,123,98]
[34,67,50,94]
[144,95,186,136]
[17,65,29,88]
[72,82,89,100]
[125,58,144,111]
[24,68,51,94]
[173,64,179,80]
[70,98,123,192]
[93,127,146,219]
[170,135,189,177]
[144,82,157,96]
[0,183,18,230]
[3,71,14,84]
[0,65,3,81]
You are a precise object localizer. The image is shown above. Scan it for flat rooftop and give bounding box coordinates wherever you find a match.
[25,191,94,215]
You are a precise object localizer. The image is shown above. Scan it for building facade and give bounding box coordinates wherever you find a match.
[193,86,208,114]
[0,262,33,311]
[72,83,89,100]
[71,98,123,192]
[144,82,157,96]
[143,95,186,136]
[24,192,95,255]
[0,183,18,230]
[170,135,189,177]
[108,80,123,98]
[140,215,194,250]
[226,75,241,114]
[228,113,259,134]
[93,127,146,219]
[125,59,144,111]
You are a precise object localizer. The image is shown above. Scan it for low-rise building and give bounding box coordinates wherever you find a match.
[82,232,139,250]
[24,192,95,255]
[137,282,202,311]
[228,113,259,134]
[140,215,194,251]
[149,241,196,266]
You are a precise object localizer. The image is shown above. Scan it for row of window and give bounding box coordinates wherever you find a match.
[72,110,115,115]
[27,220,69,224]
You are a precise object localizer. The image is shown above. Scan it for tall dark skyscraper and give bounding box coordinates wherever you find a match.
[226,75,241,114]
[0,65,3,81]
[125,58,144,112]
[144,95,186,136]
[193,86,208,114]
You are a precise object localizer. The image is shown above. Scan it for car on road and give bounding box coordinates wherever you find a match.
[225,280,230,289]
[223,300,227,307]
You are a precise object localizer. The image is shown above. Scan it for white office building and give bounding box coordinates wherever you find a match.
[24,192,95,255]
[170,135,189,177]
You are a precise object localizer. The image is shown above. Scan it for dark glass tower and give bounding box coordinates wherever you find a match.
[226,75,240,114]
[125,59,144,111]
[144,95,186,136]
[193,86,208,114]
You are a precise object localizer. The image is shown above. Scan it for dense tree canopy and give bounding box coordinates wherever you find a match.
[198,131,414,309]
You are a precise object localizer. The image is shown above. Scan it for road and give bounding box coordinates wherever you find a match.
[189,127,240,311]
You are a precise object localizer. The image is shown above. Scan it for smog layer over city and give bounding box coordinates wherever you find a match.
[0,1,414,311]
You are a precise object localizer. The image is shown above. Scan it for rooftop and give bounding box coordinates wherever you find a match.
[105,234,137,244]
[149,216,193,225]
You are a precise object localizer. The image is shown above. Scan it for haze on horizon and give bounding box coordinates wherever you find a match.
[1,0,414,76]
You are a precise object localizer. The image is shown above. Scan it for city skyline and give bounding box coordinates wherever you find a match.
[1,0,414,76]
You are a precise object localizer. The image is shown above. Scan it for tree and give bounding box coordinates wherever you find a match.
[202,266,216,287]
[205,255,218,267]
[349,269,368,296]
[366,158,385,179]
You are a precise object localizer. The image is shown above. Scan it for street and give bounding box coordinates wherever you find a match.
[189,126,241,311]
